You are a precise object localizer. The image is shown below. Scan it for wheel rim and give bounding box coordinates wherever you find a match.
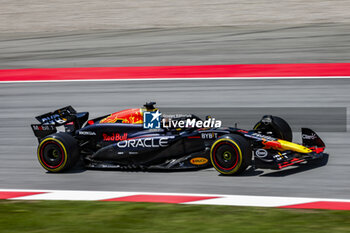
[223,151,232,160]
[49,148,59,159]
[40,141,64,169]
[212,142,239,170]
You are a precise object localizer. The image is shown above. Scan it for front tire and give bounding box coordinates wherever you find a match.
[254,115,293,141]
[37,133,79,172]
[210,134,252,175]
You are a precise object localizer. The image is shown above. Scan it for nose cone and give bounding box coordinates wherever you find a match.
[278,139,312,154]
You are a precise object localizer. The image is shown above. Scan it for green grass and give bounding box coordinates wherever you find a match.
[0,200,349,233]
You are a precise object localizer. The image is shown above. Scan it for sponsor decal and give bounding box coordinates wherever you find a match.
[41,114,67,125]
[32,125,55,131]
[273,154,283,161]
[302,133,317,140]
[103,133,127,141]
[249,132,276,141]
[272,152,288,161]
[201,132,218,139]
[255,149,268,158]
[143,110,162,129]
[100,108,143,124]
[190,157,208,165]
[78,131,96,136]
[262,140,282,149]
[116,137,171,148]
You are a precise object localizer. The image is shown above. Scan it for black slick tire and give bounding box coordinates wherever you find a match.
[210,134,252,175]
[37,132,79,172]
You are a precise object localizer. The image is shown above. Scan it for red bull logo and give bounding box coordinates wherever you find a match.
[262,140,282,150]
[103,133,128,141]
[100,108,143,124]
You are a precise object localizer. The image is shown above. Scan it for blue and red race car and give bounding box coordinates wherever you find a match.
[31,102,328,175]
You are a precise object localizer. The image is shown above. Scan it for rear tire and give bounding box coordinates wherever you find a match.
[210,134,252,175]
[37,133,79,172]
[254,115,293,141]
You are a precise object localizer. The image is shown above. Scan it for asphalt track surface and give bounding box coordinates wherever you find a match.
[1,24,350,69]
[0,78,350,199]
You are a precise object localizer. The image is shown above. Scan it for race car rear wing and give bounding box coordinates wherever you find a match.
[35,106,77,126]
[31,124,57,139]
[31,106,89,139]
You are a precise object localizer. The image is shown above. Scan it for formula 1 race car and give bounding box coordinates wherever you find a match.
[31,102,328,175]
